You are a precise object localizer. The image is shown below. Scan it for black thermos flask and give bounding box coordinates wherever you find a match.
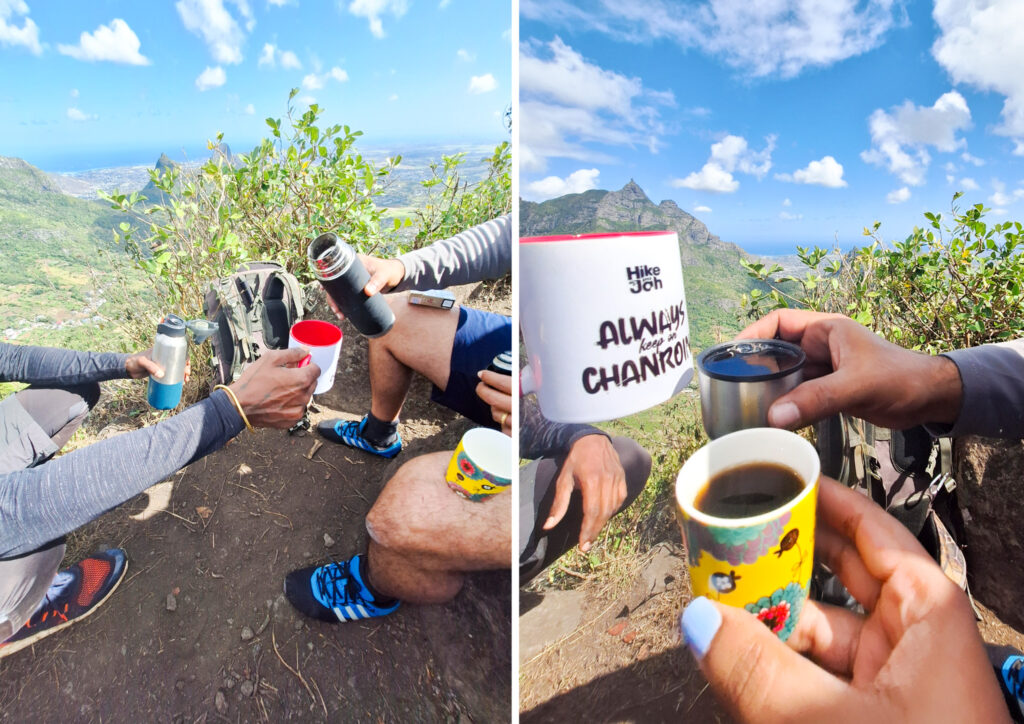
[308,232,396,338]
[487,351,513,375]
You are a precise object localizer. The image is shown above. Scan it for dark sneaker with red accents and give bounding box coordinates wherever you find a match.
[0,548,127,659]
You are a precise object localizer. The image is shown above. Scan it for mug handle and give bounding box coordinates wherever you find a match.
[519,364,536,396]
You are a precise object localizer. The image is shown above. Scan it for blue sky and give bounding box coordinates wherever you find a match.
[520,0,1024,254]
[0,0,510,171]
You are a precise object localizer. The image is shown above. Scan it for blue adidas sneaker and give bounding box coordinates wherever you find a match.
[317,416,402,459]
[284,554,400,623]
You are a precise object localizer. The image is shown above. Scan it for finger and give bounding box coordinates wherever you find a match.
[785,599,866,678]
[364,267,389,296]
[476,381,511,412]
[817,477,934,581]
[478,369,513,395]
[327,295,345,321]
[766,369,857,429]
[139,356,164,378]
[578,479,611,551]
[543,464,575,531]
[680,598,852,722]
[269,346,311,366]
[736,309,846,344]
[815,524,882,611]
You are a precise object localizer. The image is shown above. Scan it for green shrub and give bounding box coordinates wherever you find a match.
[740,194,1024,352]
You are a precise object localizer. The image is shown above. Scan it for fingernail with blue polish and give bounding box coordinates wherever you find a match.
[680,596,721,660]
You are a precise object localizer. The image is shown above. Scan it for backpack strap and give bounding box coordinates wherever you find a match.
[275,270,305,320]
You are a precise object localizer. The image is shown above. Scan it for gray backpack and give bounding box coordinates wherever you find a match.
[203,261,305,385]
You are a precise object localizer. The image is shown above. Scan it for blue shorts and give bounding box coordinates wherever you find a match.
[431,306,511,428]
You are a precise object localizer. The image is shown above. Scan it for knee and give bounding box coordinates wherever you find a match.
[365,453,447,552]
[612,437,652,504]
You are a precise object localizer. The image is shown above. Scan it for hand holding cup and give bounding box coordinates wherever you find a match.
[229,348,319,428]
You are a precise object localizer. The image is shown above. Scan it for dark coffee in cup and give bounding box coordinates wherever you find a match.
[695,462,804,518]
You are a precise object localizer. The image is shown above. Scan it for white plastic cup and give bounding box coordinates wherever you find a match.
[288,320,343,395]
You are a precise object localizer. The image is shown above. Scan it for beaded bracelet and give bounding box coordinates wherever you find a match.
[213,384,255,433]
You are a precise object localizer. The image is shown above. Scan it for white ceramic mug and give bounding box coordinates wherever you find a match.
[288,320,343,395]
[520,230,693,423]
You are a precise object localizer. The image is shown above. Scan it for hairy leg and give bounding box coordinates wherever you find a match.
[368,295,460,423]
[364,451,511,604]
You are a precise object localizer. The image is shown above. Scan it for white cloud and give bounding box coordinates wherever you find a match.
[468,73,497,94]
[860,91,972,186]
[782,197,792,206]
[961,177,979,191]
[195,65,227,90]
[347,0,408,39]
[961,151,984,166]
[57,18,150,65]
[280,49,301,69]
[990,180,1014,207]
[456,48,475,62]
[176,0,247,64]
[933,0,1024,144]
[776,155,847,188]
[66,106,96,121]
[302,67,347,90]
[520,0,901,80]
[523,168,600,201]
[672,163,739,193]
[887,187,911,204]
[780,211,803,220]
[671,134,775,193]
[694,205,712,213]
[267,0,292,5]
[244,103,254,114]
[298,94,316,106]
[258,42,275,67]
[388,93,398,101]
[0,0,41,55]
[439,0,451,7]
[520,38,670,174]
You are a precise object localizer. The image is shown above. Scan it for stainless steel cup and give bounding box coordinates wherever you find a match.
[696,339,806,439]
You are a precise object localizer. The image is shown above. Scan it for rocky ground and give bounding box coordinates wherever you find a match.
[0,280,511,723]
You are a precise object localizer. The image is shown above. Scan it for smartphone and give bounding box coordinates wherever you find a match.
[408,289,456,310]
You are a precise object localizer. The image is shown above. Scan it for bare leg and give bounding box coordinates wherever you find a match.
[368,295,460,423]
[364,451,511,604]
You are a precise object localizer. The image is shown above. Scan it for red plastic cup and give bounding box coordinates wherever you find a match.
[288,320,343,394]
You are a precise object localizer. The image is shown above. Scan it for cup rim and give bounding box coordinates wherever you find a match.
[461,427,512,483]
[290,319,343,347]
[520,230,675,244]
[675,427,820,528]
[696,339,806,383]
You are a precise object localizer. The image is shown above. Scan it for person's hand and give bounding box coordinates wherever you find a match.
[126,348,191,382]
[543,434,626,552]
[323,255,405,322]
[737,309,963,430]
[680,476,1008,723]
[476,370,512,436]
[228,347,319,428]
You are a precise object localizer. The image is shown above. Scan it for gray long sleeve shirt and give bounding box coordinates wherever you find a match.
[393,215,511,292]
[0,343,243,557]
[936,341,1024,438]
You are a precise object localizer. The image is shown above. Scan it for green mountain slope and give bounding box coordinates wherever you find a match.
[0,156,133,346]
[520,181,764,349]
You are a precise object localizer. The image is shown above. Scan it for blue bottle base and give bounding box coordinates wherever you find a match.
[148,379,183,410]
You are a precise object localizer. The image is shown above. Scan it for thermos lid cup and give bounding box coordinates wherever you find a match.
[697,339,805,383]
[308,232,355,281]
[158,314,187,338]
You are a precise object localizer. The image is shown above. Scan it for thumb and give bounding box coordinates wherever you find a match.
[767,370,852,429]
[542,463,575,530]
[681,597,849,721]
[274,347,311,366]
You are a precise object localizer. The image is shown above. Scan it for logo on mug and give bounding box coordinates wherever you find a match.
[626,264,663,294]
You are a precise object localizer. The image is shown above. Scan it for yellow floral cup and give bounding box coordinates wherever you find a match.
[445,428,512,501]
[675,428,820,641]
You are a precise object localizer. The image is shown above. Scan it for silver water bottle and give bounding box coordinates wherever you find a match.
[147,314,188,410]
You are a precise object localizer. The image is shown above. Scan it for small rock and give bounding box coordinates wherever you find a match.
[240,680,255,697]
[227,618,234,625]
[622,630,637,644]
[175,680,185,692]
[323,533,335,547]
[325,473,331,480]
[166,593,177,612]
[606,620,627,636]
[303,551,312,558]
[241,626,254,641]
[223,677,235,690]
[293,619,304,631]
[215,690,228,715]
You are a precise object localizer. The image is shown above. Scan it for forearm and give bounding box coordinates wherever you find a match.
[393,215,511,292]
[927,341,1024,438]
[0,343,131,386]
[0,391,244,557]
[520,394,608,460]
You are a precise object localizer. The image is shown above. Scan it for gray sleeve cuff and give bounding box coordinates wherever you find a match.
[925,344,1024,438]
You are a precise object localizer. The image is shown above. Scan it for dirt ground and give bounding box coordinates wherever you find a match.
[0,281,511,723]
[520,438,1024,723]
